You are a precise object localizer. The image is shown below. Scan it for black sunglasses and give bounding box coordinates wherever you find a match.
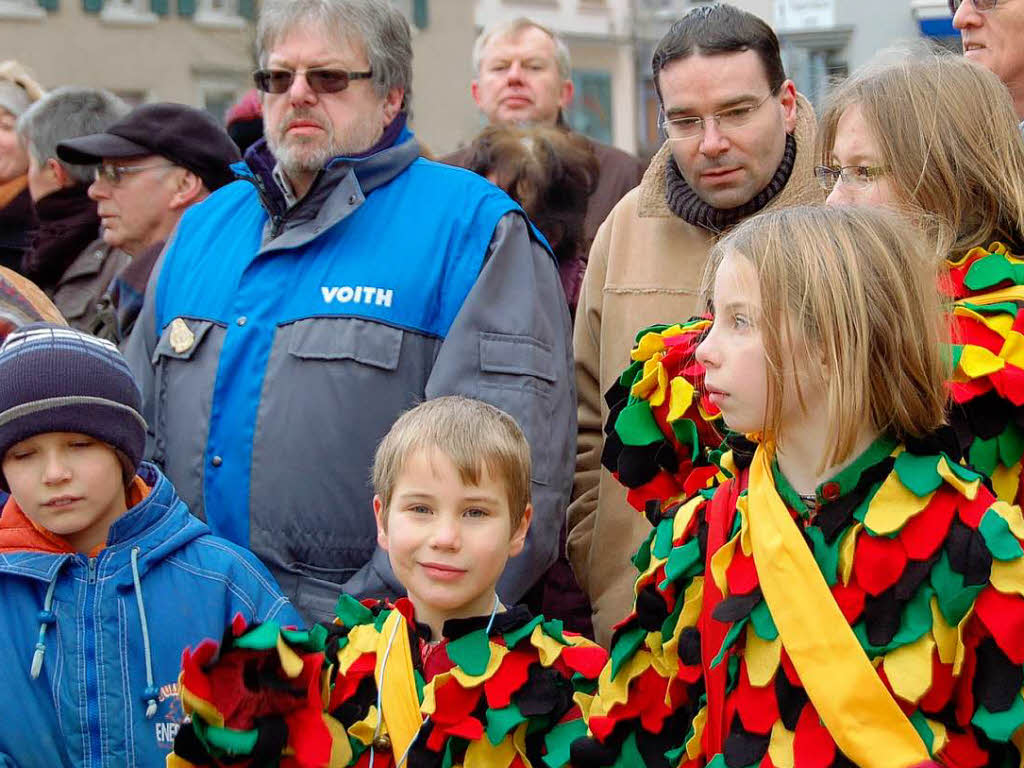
[252,68,373,95]
[948,0,998,13]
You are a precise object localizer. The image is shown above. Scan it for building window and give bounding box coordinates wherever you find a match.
[100,0,158,23]
[194,0,244,27]
[197,76,244,123]
[0,0,44,18]
[568,69,613,145]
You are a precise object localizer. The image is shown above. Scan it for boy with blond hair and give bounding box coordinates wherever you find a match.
[173,397,607,768]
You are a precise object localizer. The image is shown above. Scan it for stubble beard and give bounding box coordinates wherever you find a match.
[268,110,385,177]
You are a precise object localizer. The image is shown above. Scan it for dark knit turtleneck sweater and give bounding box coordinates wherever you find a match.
[665,133,797,233]
[23,184,101,294]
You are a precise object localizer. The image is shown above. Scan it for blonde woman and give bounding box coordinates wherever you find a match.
[818,50,1024,506]
[575,204,1024,768]
[0,61,43,273]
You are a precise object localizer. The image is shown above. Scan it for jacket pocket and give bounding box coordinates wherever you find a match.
[287,316,402,370]
[478,332,556,486]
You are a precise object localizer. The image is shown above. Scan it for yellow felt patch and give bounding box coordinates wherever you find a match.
[737,495,753,557]
[666,376,696,423]
[768,720,796,768]
[420,673,445,716]
[931,597,958,666]
[687,706,708,760]
[530,625,567,667]
[673,496,703,541]
[276,634,304,678]
[574,691,595,720]
[179,685,225,728]
[661,576,705,667]
[938,457,980,500]
[336,624,380,674]
[709,532,738,596]
[838,523,862,587]
[991,559,1024,597]
[992,500,1024,540]
[925,718,947,756]
[953,304,1015,336]
[883,633,936,705]
[992,464,1023,507]
[324,713,353,767]
[1001,331,1024,371]
[464,728,516,767]
[863,476,932,535]
[348,704,381,746]
[961,284,1024,307]
[958,344,1006,379]
[593,651,653,714]
[745,624,782,687]
[632,332,666,361]
[630,354,665,402]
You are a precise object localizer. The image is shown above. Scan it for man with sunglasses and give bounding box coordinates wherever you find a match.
[56,103,240,342]
[568,3,822,647]
[951,0,1024,131]
[122,0,574,626]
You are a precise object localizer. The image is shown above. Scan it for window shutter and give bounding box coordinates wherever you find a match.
[82,0,102,13]
[151,0,168,14]
[177,0,195,16]
[412,0,427,29]
[37,0,58,11]
[238,0,254,19]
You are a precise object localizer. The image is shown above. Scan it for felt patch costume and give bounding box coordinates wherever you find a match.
[574,425,1024,767]
[172,595,608,767]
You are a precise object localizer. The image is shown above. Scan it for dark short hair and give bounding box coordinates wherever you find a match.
[466,124,598,267]
[652,3,786,102]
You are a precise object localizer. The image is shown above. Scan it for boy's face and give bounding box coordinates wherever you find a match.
[374,448,531,637]
[2,432,128,553]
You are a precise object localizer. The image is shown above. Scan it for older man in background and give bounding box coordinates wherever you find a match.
[952,0,1024,130]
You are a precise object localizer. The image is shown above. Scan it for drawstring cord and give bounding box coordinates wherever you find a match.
[30,576,58,679]
[131,547,159,719]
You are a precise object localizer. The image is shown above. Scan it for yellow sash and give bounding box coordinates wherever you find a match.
[375,610,423,760]
[747,444,930,768]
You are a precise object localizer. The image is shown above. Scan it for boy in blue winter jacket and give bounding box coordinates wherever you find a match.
[0,324,301,768]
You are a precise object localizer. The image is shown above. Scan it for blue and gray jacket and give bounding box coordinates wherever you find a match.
[123,127,576,623]
[0,463,299,767]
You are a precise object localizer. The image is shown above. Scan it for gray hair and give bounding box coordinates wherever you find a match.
[472,18,572,81]
[257,0,413,113]
[17,87,129,186]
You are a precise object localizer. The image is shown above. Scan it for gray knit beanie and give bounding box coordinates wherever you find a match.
[0,324,146,490]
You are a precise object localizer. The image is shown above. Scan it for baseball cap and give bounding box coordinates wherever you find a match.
[56,102,241,191]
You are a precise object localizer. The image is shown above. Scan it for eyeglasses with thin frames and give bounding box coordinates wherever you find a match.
[813,164,888,192]
[948,0,998,14]
[93,162,176,185]
[661,92,775,141]
[252,68,373,95]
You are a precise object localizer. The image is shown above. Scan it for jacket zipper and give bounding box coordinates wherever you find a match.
[84,556,102,766]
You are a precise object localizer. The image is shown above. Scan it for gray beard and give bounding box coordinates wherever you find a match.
[267,119,384,176]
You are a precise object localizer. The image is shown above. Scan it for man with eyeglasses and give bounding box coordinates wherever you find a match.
[56,103,240,342]
[14,87,128,332]
[951,0,1024,132]
[121,0,575,625]
[568,3,822,647]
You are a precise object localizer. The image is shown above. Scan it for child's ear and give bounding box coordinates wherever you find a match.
[508,504,532,558]
[373,495,389,551]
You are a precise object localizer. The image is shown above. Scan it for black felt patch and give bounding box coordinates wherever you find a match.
[775,671,808,731]
[946,519,993,586]
[974,637,1024,713]
[636,587,671,632]
[723,713,771,767]
[712,589,763,623]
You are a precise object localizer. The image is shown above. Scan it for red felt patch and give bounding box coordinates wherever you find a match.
[951,378,993,404]
[853,532,908,596]
[940,729,990,768]
[726,551,759,596]
[919,651,955,714]
[974,587,1024,663]
[831,582,865,624]
[426,678,484,750]
[956,318,1007,355]
[993,364,1024,407]
[900,491,957,560]
[793,704,836,768]
[559,644,609,679]
[734,663,780,735]
[484,649,533,709]
[626,473,683,515]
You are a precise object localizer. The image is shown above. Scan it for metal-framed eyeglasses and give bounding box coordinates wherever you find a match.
[93,161,176,186]
[813,164,888,192]
[252,68,373,95]
[661,93,775,140]
[948,0,998,13]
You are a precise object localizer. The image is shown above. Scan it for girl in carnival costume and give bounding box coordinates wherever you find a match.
[572,205,1024,768]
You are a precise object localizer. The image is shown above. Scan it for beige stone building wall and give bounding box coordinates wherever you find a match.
[0,0,480,154]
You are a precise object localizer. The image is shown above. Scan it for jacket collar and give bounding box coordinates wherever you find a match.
[636,92,820,220]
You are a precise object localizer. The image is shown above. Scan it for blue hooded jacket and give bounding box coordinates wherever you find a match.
[0,462,301,767]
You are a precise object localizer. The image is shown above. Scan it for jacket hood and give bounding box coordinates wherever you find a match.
[0,462,209,588]
[636,92,820,219]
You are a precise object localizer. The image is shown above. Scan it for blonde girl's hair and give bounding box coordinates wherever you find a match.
[372,396,532,531]
[705,205,949,468]
[819,47,1024,256]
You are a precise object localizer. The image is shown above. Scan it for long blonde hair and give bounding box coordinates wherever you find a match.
[706,205,949,467]
[819,49,1024,255]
